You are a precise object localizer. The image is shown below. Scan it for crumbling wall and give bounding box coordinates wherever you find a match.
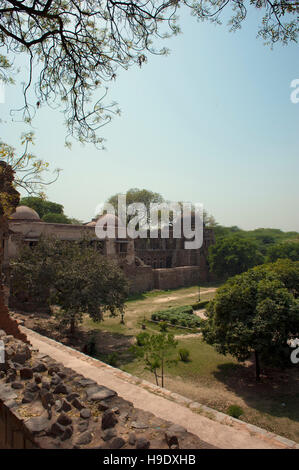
[0,330,212,449]
[0,162,28,343]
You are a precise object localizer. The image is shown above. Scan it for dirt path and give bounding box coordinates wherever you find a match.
[153,288,217,304]
[22,326,295,449]
[194,309,207,320]
[174,333,202,340]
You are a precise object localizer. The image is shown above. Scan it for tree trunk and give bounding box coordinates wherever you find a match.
[70,316,75,337]
[161,357,164,388]
[154,369,159,386]
[255,350,261,382]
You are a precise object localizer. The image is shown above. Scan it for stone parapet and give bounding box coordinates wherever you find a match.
[0,330,215,449]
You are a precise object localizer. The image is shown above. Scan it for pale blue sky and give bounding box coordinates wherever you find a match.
[1,7,299,230]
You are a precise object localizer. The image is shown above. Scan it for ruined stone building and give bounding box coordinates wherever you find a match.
[4,206,215,294]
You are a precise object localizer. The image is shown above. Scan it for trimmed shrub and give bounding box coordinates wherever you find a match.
[227,405,244,419]
[151,305,201,329]
[179,348,190,362]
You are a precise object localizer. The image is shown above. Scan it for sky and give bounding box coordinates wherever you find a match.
[1,7,299,231]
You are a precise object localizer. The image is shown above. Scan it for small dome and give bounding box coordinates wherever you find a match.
[10,205,40,221]
[86,220,97,227]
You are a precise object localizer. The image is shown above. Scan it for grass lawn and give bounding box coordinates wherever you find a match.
[84,284,215,337]
[121,336,299,443]
[19,282,299,444]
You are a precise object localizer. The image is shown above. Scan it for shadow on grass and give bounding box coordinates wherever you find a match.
[32,319,136,367]
[213,361,299,423]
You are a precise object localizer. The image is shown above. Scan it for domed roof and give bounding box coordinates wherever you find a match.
[10,205,40,221]
[86,220,97,227]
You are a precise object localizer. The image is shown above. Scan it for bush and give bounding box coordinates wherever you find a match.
[159,321,168,332]
[151,305,201,329]
[106,352,118,367]
[179,348,190,362]
[227,405,244,419]
[136,332,148,346]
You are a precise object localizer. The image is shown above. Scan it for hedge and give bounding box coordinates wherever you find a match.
[151,305,201,329]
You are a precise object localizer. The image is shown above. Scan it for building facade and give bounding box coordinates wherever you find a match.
[5,206,215,296]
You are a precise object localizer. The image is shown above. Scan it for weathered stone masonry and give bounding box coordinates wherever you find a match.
[0,330,215,449]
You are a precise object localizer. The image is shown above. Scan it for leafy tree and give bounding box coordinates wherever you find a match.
[1,1,297,145]
[202,262,299,380]
[10,237,128,335]
[41,212,71,224]
[133,331,178,387]
[20,196,81,224]
[20,196,63,218]
[1,134,60,195]
[107,188,164,225]
[212,226,299,256]
[266,241,299,262]
[256,258,299,299]
[208,235,264,279]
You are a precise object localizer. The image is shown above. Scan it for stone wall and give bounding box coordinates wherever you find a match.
[153,266,200,291]
[0,162,28,343]
[0,397,37,449]
[125,265,200,294]
[0,330,212,449]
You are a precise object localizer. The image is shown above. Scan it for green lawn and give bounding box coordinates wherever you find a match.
[29,282,299,443]
[121,336,299,443]
[83,284,215,336]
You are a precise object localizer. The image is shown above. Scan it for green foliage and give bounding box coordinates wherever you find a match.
[266,242,299,262]
[208,235,264,279]
[107,188,164,225]
[213,226,299,256]
[202,261,299,379]
[227,405,244,419]
[106,352,119,367]
[20,196,81,225]
[10,236,128,335]
[151,305,200,329]
[159,321,168,332]
[20,197,63,218]
[42,212,71,224]
[133,332,178,387]
[178,348,190,362]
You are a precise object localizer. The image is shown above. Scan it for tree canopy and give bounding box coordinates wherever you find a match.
[10,236,128,334]
[107,187,164,225]
[202,260,299,380]
[208,235,264,279]
[20,196,81,224]
[20,196,63,217]
[133,331,178,387]
[1,0,298,145]
[266,241,299,262]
